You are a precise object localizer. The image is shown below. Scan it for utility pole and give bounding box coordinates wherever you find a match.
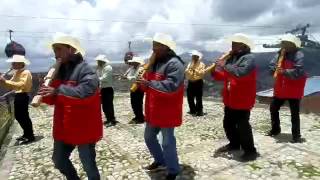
[8,29,13,41]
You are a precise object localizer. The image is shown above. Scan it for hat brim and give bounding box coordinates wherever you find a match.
[6,58,30,65]
[280,39,301,48]
[227,36,254,49]
[48,42,86,56]
[96,59,110,63]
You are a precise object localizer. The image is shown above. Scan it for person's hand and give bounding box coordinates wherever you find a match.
[0,96,5,101]
[38,86,56,97]
[136,78,149,87]
[277,67,285,74]
[0,76,6,83]
[216,59,226,67]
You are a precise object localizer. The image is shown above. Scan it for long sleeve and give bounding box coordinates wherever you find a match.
[149,58,185,92]
[283,51,305,79]
[57,65,99,99]
[269,53,279,74]
[185,62,205,80]
[224,54,255,77]
[1,70,32,93]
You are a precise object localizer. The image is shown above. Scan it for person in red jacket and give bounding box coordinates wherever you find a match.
[267,34,306,143]
[137,33,185,180]
[212,33,258,161]
[38,34,102,180]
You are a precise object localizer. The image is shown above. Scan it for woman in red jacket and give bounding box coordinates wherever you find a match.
[267,34,306,143]
[212,33,258,162]
[39,34,102,180]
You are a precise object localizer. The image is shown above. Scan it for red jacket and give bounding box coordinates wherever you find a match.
[213,68,256,110]
[273,59,307,99]
[42,80,103,145]
[144,72,184,128]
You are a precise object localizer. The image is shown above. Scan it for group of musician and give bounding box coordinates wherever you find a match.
[0,32,306,180]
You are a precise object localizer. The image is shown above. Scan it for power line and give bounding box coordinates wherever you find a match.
[0,14,293,29]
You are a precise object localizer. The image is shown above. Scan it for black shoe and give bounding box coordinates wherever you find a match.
[215,144,240,154]
[187,111,196,115]
[196,112,204,117]
[144,162,166,172]
[166,173,178,180]
[240,151,259,162]
[291,137,303,143]
[20,136,35,145]
[266,129,281,136]
[135,119,145,124]
[16,135,26,141]
[128,118,137,124]
[105,120,118,127]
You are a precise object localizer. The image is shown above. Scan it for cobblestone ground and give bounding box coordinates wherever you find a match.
[0,93,320,180]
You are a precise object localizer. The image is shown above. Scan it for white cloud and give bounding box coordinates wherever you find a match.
[0,0,319,71]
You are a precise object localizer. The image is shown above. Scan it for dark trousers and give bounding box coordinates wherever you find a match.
[223,106,256,153]
[270,97,301,139]
[14,93,34,138]
[52,141,100,180]
[187,80,203,114]
[130,89,144,120]
[101,87,116,122]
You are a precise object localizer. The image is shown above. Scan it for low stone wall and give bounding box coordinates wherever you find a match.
[0,100,13,149]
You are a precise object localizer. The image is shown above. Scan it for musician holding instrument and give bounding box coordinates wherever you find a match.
[95,54,118,127]
[122,56,145,124]
[267,34,306,143]
[0,54,35,144]
[137,33,185,180]
[211,33,258,162]
[38,34,102,180]
[185,50,205,116]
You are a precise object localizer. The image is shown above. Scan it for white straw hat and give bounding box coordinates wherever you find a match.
[95,54,110,63]
[280,33,301,48]
[228,33,254,49]
[49,33,85,56]
[153,33,176,52]
[128,56,144,64]
[190,50,203,59]
[6,55,30,65]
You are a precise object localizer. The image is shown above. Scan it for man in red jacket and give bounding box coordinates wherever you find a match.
[212,33,258,161]
[39,34,102,180]
[267,34,306,143]
[137,33,185,180]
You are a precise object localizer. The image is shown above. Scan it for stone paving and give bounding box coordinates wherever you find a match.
[0,93,320,180]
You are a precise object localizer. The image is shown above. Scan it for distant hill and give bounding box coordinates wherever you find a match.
[1,49,319,98]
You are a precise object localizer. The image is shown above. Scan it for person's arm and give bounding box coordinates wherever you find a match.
[2,70,31,90]
[269,53,279,75]
[57,66,99,99]
[148,59,185,92]
[193,62,205,77]
[283,51,305,79]
[224,54,255,77]
[99,66,112,82]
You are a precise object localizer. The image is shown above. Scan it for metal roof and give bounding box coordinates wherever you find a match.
[257,76,320,97]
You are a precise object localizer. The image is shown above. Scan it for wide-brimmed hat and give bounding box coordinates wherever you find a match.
[280,33,301,48]
[49,33,85,56]
[6,55,30,65]
[228,33,254,49]
[95,54,110,63]
[190,50,203,59]
[153,33,176,52]
[128,56,144,64]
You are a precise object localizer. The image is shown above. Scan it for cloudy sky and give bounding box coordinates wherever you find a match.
[0,0,319,71]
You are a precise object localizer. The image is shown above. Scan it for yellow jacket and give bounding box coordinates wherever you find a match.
[1,69,32,93]
[185,61,205,81]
